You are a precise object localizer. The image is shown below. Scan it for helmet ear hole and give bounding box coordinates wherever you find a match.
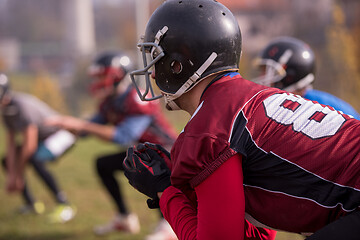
[170,60,183,74]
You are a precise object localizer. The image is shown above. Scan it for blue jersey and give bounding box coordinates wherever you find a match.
[89,86,177,147]
[304,89,360,120]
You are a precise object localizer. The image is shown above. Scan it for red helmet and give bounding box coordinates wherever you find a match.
[88,51,132,95]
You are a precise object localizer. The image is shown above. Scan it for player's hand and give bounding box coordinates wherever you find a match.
[137,142,172,168]
[6,174,24,193]
[123,143,171,208]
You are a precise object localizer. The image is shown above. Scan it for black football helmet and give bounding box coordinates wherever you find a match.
[0,73,10,101]
[88,51,132,95]
[252,36,315,92]
[130,0,242,110]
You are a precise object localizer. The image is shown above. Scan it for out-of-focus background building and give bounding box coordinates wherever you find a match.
[0,0,359,115]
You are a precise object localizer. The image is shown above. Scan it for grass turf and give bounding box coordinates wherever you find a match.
[0,131,304,240]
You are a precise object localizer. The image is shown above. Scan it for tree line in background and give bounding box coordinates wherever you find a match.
[325,2,360,111]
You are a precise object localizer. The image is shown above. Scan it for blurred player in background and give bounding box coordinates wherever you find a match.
[252,36,360,119]
[0,73,77,223]
[47,52,178,239]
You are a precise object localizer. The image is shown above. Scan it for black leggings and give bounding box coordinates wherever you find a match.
[2,156,67,205]
[307,211,360,240]
[96,151,163,217]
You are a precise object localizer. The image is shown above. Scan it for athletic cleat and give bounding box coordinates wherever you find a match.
[93,213,140,235]
[17,201,45,215]
[145,219,178,240]
[48,204,77,223]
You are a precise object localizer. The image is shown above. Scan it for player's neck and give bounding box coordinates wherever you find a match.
[178,77,214,115]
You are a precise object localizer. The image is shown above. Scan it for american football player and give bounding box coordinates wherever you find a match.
[47,52,178,239]
[252,36,360,119]
[0,73,76,223]
[124,0,360,240]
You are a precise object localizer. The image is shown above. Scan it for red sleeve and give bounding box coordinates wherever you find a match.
[160,154,276,240]
[160,186,198,239]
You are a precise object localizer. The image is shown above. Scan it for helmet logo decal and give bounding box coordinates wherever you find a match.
[268,47,278,57]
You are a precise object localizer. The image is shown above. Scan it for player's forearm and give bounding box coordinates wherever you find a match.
[80,121,115,141]
[160,154,248,240]
[5,153,16,176]
[5,132,17,175]
[160,186,198,240]
[19,143,36,163]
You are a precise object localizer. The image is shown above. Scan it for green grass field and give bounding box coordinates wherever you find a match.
[0,128,305,240]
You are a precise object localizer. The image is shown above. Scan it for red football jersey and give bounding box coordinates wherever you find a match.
[98,86,177,145]
[170,72,360,234]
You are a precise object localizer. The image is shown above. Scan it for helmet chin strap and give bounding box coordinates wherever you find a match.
[164,95,181,111]
[163,52,218,111]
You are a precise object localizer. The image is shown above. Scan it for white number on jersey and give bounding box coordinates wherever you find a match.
[263,93,346,139]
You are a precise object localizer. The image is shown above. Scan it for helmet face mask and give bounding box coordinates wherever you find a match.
[251,58,287,88]
[130,0,242,110]
[130,31,167,102]
[252,36,315,92]
[88,52,132,97]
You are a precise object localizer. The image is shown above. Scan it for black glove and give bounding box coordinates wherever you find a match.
[137,142,171,167]
[123,142,171,208]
